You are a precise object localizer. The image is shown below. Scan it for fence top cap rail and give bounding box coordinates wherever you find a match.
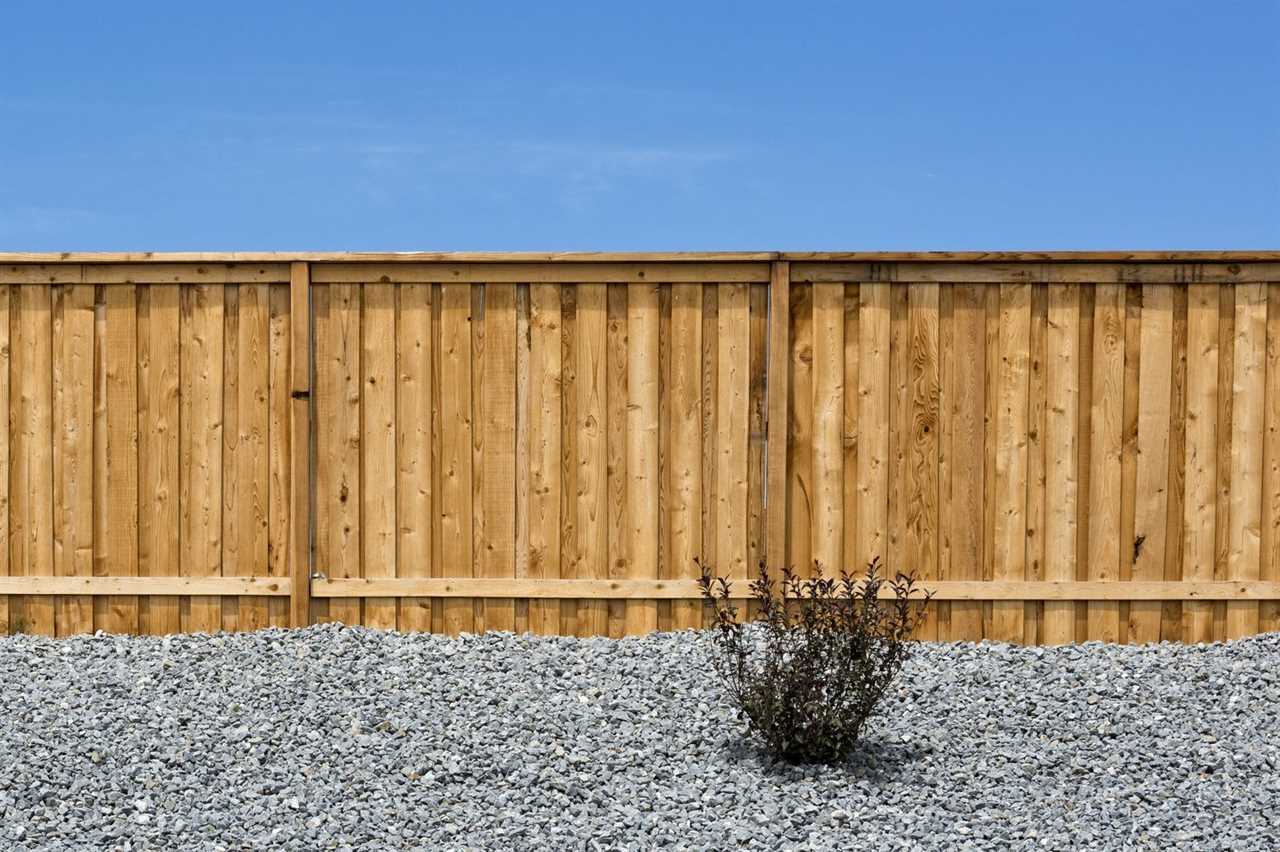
[1,250,1277,264]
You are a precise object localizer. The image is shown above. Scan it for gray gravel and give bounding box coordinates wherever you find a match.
[1,625,1277,851]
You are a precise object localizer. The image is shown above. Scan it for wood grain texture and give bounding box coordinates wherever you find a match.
[1263,283,1280,634]
[1025,285,1048,644]
[1087,284,1125,642]
[670,284,703,629]
[361,282,397,630]
[439,285,474,635]
[949,284,986,641]
[1182,284,1219,643]
[856,282,891,573]
[764,263,790,575]
[104,285,139,634]
[906,283,940,639]
[1131,285,1173,643]
[52,284,94,635]
[887,285,910,591]
[1162,285,1189,641]
[787,283,814,576]
[267,283,290,627]
[992,284,1030,643]
[397,283,433,633]
[843,284,860,578]
[575,283,608,636]
[528,285,562,634]
[11,287,53,639]
[1043,285,1080,644]
[179,284,224,633]
[480,284,517,632]
[1226,283,1266,638]
[717,283,751,594]
[137,285,181,635]
[627,284,660,634]
[1214,287,1235,641]
[222,285,240,632]
[606,285,628,638]
[812,283,845,575]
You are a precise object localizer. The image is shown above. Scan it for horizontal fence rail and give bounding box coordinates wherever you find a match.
[0,252,1277,644]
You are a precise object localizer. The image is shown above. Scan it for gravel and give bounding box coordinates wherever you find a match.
[1,625,1277,851]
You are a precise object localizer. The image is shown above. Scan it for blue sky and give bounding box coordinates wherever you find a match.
[1,1,1276,250]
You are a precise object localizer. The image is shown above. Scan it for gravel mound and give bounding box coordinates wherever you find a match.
[1,625,1277,851]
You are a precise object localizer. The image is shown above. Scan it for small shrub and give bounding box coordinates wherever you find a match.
[697,557,932,764]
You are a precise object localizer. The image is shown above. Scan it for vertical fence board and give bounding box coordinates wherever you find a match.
[907,283,940,640]
[992,284,1030,643]
[528,285,562,634]
[53,284,94,636]
[559,286,578,636]
[1183,284,1219,642]
[575,283,608,636]
[1227,282,1266,638]
[267,283,291,628]
[179,284,223,633]
[1087,283,1124,642]
[787,283,814,577]
[1162,285,1189,641]
[1262,282,1280,634]
[327,284,361,626]
[1131,285,1173,643]
[949,284,986,641]
[397,283,433,633]
[983,285,1000,638]
[361,282,397,630]
[12,285,54,634]
[935,285,953,637]
[856,282,890,573]
[222,285,241,632]
[670,284,703,629]
[236,285,271,631]
[470,288,486,631]
[627,284,660,634]
[1214,286,1235,641]
[746,283,768,617]
[103,285,139,634]
[1043,284,1080,643]
[700,284,718,618]
[607,285,629,637]
[812,282,845,576]
[138,285,181,635]
[1119,285,1142,641]
[765,264,789,575]
[481,285,516,633]
[842,284,860,579]
[0,287,8,633]
[716,282,750,607]
[1021,286,1047,644]
[888,285,910,587]
[515,285,531,634]
[439,285,474,635]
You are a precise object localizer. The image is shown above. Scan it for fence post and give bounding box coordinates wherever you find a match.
[289,261,312,627]
[765,260,790,572]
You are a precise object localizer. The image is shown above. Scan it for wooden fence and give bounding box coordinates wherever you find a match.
[1,252,1278,644]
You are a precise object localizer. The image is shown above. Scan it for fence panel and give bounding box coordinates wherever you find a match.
[786,261,1280,644]
[306,263,770,635]
[0,264,295,636]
